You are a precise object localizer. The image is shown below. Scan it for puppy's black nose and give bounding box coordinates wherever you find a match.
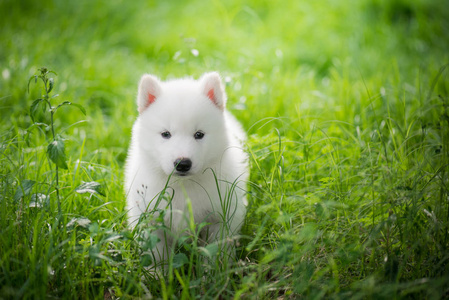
[174,158,192,173]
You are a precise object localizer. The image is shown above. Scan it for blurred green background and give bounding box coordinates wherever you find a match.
[2,0,447,137]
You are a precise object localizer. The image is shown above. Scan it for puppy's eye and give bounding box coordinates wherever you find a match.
[161,131,171,139]
[194,131,205,140]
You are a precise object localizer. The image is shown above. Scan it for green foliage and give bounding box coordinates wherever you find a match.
[47,137,68,169]
[1,0,449,298]
[26,67,88,213]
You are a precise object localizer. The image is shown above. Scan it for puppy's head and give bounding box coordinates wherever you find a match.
[135,72,228,177]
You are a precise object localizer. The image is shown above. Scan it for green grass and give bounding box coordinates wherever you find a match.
[1,0,449,298]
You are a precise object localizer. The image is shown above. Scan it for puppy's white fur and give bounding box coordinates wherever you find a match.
[125,72,248,263]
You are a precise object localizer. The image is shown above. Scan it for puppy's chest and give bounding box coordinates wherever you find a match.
[170,182,220,212]
[164,183,221,229]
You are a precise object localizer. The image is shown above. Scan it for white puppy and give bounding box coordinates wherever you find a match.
[125,72,248,265]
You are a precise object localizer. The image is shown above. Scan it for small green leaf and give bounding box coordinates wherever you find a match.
[55,101,70,110]
[47,137,68,169]
[75,181,105,196]
[30,98,45,122]
[28,75,38,92]
[55,101,86,115]
[14,179,36,202]
[48,78,54,93]
[70,103,86,115]
[172,253,189,268]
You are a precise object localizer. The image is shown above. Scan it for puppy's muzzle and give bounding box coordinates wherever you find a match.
[174,158,192,175]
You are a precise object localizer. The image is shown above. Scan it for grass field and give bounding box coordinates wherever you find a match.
[1,0,449,298]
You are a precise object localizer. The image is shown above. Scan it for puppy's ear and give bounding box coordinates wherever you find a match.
[137,74,161,114]
[200,72,226,110]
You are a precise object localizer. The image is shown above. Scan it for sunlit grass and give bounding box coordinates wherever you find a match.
[1,0,449,298]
